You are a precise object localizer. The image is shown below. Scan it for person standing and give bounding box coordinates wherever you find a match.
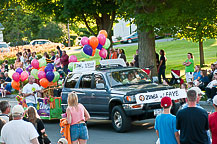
[66,92,90,144]
[117,49,127,62]
[3,60,8,72]
[4,72,11,82]
[22,76,42,108]
[24,106,50,144]
[134,49,139,68]
[109,48,118,59]
[155,97,180,144]
[1,105,39,144]
[183,53,194,83]
[60,51,69,75]
[57,46,62,58]
[54,54,61,71]
[0,101,10,123]
[158,50,167,84]
[50,51,56,63]
[176,89,209,144]
[209,95,217,144]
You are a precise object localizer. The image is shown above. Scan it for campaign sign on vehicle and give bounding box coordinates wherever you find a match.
[135,88,187,104]
[72,61,96,72]
[37,98,50,117]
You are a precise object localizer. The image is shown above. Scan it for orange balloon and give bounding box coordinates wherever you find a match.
[39,78,49,88]
[89,36,99,49]
[11,81,20,90]
[99,30,108,38]
[38,66,45,72]
[92,49,96,56]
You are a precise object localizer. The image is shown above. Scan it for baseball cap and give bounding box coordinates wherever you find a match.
[58,138,68,144]
[12,105,24,116]
[213,95,217,105]
[214,61,217,65]
[189,87,205,95]
[161,97,172,108]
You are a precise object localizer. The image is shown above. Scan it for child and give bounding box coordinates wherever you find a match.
[58,138,68,144]
[155,97,180,144]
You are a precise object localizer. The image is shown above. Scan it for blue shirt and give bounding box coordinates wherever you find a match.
[193,71,202,80]
[155,114,178,144]
[5,83,12,93]
[200,76,210,83]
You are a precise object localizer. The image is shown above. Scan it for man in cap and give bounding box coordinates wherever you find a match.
[209,95,217,144]
[155,97,180,144]
[1,105,39,144]
[176,89,209,144]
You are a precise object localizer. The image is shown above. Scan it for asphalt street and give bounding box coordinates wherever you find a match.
[2,96,214,144]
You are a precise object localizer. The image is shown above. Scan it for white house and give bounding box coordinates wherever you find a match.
[113,19,137,39]
[0,23,4,42]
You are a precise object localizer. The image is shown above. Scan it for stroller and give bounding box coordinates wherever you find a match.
[166,69,184,86]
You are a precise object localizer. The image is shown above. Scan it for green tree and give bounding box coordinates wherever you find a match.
[121,0,217,75]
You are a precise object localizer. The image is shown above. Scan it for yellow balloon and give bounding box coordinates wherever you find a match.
[8,70,15,79]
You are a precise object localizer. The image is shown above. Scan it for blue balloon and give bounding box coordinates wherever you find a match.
[16,68,23,75]
[44,66,52,73]
[46,71,55,82]
[47,63,54,70]
[83,44,93,56]
[97,44,103,50]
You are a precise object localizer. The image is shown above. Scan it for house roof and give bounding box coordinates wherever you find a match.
[0,23,4,30]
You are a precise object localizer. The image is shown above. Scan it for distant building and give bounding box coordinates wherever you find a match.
[0,23,4,42]
[113,19,137,39]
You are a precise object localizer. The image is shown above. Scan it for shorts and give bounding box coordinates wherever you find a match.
[70,123,88,141]
[185,72,193,83]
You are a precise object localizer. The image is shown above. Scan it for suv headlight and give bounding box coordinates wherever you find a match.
[124,95,136,103]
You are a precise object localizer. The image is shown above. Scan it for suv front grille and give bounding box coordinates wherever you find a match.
[143,102,161,110]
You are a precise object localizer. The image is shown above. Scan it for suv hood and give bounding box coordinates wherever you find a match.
[110,83,173,95]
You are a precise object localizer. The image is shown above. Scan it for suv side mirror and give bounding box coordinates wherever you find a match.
[96,83,105,89]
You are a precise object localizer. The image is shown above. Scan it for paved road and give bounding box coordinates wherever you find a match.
[2,96,214,144]
[113,38,174,48]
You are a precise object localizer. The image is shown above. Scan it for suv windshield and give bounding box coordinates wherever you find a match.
[0,44,8,48]
[107,69,151,87]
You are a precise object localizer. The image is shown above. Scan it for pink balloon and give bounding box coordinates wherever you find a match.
[31,59,39,69]
[20,71,29,82]
[81,37,89,46]
[12,72,20,82]
[97,34,106,46]
[69,55,77,63]
[99,48,108,59]
[38,71,46,79]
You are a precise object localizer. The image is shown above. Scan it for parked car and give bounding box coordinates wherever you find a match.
[30,39,52,46]
[61,64,181,132]
[0,42,10,52]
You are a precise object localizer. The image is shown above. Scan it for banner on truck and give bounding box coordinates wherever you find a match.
[135,88,187,104]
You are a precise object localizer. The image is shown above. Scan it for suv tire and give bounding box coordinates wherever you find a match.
[111,105,131,132]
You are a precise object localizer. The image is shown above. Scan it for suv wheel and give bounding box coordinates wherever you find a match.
[111,105,131,132]
[127,39,132,43]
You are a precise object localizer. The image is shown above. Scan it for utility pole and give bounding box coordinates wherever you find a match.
[67,21,71,47]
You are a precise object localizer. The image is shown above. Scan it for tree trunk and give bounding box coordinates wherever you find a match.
[138,27,158,76]
[199,40,205,67]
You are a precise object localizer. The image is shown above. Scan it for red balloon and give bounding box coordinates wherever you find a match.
[20,71,29,82]
[89,36,99,50]
[39,78,49,88]
[12,72,20,82]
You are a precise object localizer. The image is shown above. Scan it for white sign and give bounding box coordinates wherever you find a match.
[135,88,187,104]
[99,59,126,67]
[72,61,96,73]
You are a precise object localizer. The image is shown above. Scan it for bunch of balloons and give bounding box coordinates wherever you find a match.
[81,30,109,59]
[10,58,61,90]
[11,68,29,90]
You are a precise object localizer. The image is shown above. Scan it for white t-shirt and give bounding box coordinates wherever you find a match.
[0,115,9,123]
[207,80,217,88]
[1,120,39,144]
[20,56,24,63]
[23,83,41,104]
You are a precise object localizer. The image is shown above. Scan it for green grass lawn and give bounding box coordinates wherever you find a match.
[71,39,217,74]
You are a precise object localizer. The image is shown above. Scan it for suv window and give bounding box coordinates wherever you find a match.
[93,74,105,89]
[65,73,81,88]
[79,74,92,89]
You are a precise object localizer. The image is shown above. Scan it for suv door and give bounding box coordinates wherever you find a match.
[89,74,110,115]
[77,74,93,111]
